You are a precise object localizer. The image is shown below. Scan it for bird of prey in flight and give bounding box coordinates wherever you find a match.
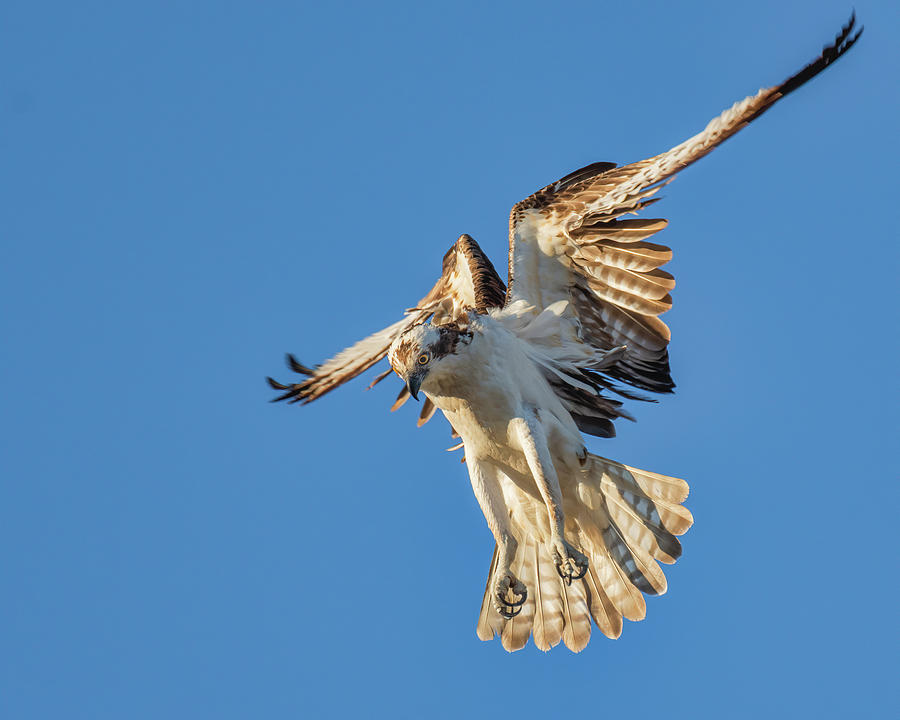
[268,16,861,652]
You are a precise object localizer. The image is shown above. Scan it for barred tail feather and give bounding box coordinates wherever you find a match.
[584,564,623,639]
[560,565,592,652]
[476,548,503,642]
[475,454,691,652]
[578,519,647,621]
[499,540,537,652]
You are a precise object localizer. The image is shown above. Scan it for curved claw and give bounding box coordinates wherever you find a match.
[498,604,522,619]
[567,559,589,582]
[494,575,527,619]
[554,551,589,585]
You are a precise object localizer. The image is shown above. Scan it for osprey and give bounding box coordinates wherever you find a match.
[269,17,860,652]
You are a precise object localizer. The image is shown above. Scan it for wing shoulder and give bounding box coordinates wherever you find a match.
[268,234,505,425]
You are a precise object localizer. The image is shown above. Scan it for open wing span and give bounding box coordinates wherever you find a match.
[266,15,861,653]
[270,15,861,437]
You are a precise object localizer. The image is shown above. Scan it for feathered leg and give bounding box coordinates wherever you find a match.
[467,456,526,617]
[511,414,588,584]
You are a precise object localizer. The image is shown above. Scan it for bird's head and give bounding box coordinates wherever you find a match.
[388,322,471,400]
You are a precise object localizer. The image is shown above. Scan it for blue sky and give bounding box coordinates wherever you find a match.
[2,1,898,718]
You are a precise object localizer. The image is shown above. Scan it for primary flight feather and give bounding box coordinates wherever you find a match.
[268,16,861,652]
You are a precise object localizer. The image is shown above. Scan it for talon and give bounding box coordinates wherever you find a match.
[571,559,588,581]
[493,573,527,619]
[552,541,589,584]
[555,560,574,585]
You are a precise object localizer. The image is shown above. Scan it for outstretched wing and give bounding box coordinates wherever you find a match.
[267,234,505,424]
[505,14,861,399]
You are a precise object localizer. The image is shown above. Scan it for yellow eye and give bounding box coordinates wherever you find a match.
[417,353,430,365]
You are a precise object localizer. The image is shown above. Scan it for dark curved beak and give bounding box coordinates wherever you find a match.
[406,373,422,401]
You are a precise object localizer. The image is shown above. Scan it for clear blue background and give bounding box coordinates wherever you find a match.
[3,1,897,718]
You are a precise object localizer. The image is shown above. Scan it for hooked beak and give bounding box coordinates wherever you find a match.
[406,372,422,401]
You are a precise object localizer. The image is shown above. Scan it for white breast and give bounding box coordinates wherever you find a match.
[422,316,582,466]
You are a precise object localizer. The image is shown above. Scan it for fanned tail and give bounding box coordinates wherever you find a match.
[476,454,692,652]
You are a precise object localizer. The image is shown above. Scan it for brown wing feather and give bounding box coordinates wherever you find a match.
[267,234,505,423]
[506,14,861,398]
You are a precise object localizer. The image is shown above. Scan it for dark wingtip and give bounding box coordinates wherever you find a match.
[775,12,863,98]
[840,11,863,52]
[286,354,314,376]
[274,388,303,403]
[267,375,309,403]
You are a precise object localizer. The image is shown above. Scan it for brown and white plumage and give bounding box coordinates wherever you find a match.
[268,234,505,425]
[268,16,860,652]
